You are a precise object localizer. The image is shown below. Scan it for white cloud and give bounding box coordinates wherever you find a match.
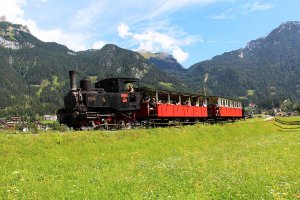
[128,0,226,24]
[92,40,107,49]
[211,8,234,19]
[146,0,219,19]
[0,0,26,23]
[207,40,217,43]
[172,48,189,63]
[0,0,93,51]
[179,35,203,45]
[211,2,273,20]
[243,2,273,13]
[211,13,227,19]
[161,0,218,11]
[117,23,201,63]
[71,0,107,29]
[117,23,131,39]
[29,22,90,50]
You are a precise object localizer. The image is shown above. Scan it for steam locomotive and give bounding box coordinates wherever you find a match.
[57,71,244,129]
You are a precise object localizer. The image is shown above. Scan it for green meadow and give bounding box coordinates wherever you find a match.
[1,119,299,199]
[276,116,300,122]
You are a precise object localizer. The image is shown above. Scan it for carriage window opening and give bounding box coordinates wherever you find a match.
[199,98,206,107]
[208,97,218,105]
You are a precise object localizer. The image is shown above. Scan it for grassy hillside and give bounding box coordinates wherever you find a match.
[1,120,299,199]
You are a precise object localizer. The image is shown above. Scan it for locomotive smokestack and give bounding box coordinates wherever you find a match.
[69,70,77,91]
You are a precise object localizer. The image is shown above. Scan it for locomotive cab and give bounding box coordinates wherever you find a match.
[95,77,141,111]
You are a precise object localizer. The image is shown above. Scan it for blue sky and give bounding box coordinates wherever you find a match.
[1,0,300,67]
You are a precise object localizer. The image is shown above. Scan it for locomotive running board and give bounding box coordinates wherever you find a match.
[86,112,115,119]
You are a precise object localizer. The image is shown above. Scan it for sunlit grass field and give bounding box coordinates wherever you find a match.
[276,116,300,122]
[1,119,299,199]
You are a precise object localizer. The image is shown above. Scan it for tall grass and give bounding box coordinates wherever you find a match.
[0,119,299,199]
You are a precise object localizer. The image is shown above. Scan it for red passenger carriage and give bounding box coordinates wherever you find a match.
[207,96,244,120]
[136,88,208,122]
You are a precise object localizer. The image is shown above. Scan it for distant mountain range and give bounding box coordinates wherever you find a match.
[0,21,299,116]
[185,21,300,108]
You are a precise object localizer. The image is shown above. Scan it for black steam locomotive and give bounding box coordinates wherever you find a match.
[58,71,244,129]
[57,71,141,129]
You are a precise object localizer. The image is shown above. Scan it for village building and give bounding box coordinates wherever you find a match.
[43,115,57,121]
[0,16,6,22]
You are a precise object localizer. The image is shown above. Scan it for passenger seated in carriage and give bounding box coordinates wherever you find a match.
[149,97,156,109]
[141,92,150,102]
[185,99,191,106]
[127,84,134,93]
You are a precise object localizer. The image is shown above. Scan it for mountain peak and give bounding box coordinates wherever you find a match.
[0,21,30,34]
[243,21,300,53]
[279,21,300,28]
[138,51,185,75]
[0,21,33,49]
[102,43,118,50]
[138,51,174,60]
[274,21,300,35]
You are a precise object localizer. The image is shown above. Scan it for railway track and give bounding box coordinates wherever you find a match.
[76,119,238,131]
